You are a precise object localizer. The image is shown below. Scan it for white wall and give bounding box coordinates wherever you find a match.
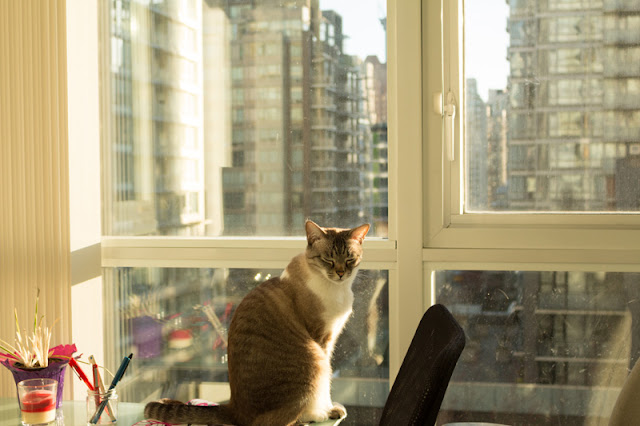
[66,0,104,399]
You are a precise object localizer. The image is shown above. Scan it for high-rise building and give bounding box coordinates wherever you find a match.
[363,55,387,126]
[363,55,388,234]
[213,0,307,235]
[487,89,508,210]
[314,11,371,228]
[109,0,209,236]
[465,79,488,211]
[215,0,372,235]
[203,3,233,236]
[367,122,388,234]
[506,0,640,211]
[109,0,380,237]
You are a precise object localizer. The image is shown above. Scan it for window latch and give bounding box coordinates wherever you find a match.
[443,91,456,162]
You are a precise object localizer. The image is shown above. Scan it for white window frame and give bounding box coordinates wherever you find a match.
[83,0,640,399]
[99,0,425,383]
[420,1,640,420]
[424,0,640,263]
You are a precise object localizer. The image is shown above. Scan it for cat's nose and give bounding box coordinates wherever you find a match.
[336,270,345,278]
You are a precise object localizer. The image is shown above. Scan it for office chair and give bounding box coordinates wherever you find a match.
[378,303,466,426]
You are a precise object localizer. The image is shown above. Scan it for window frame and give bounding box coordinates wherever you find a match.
[424,0,640,256]
[91,0,640,396]
[76,0,640,409]
[98,0,425,383]
[420,1,640,421]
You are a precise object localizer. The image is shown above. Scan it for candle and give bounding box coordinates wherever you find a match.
[20,389,57,424]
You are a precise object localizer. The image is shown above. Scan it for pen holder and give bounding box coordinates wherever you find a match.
[87,388,118,425]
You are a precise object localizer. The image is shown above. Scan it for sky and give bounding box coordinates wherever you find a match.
[464,0,510,101]
[318,1,509,101]
[319,0,387,62]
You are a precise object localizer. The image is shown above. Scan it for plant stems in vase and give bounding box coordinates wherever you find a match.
[0,290,77,409]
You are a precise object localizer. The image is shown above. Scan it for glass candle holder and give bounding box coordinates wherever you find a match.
[17,378,58,425]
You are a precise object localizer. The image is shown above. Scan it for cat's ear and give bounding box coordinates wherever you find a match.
[305,220,326,245]
[349,223,370,244]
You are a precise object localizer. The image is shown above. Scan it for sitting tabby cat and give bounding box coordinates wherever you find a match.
[145,220,370,426]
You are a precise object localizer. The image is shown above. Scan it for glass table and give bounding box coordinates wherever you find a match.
[0,399,144,425]
[0,398,343,425]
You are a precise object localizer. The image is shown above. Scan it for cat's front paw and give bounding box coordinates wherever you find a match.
[298,403,346,424]
[298,409,329,424]
[328,402,346,420]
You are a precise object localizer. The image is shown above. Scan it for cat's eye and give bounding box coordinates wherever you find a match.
[322,258,334,267]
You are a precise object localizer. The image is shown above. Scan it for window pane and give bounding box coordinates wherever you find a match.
[435,270,639,424]
[465,0,640,212]
[104,0,388,236]
[104,267,389,422]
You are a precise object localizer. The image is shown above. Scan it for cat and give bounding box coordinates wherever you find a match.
[145,220,370,426]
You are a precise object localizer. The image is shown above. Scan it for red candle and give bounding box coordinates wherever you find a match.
[20,390,56,423]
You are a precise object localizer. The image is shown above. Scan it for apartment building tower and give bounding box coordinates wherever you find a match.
[214,0,372,236]
[364,55,388,233]
[507,0,640,211]
[109,0,209,236]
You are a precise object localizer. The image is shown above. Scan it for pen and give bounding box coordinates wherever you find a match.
[90,353,133,424]
[89,355,115,421]
[69,358,95,391]
[88,355,104,390]
[90,364,101,412]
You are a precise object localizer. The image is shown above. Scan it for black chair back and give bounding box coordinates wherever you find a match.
[379,304,466,426]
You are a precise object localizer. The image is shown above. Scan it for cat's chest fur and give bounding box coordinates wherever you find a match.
[306,274,354,338]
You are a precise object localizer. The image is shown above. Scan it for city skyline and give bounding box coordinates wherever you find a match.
[106,0,389,238]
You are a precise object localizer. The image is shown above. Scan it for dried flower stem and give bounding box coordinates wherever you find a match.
[0,290,57,369]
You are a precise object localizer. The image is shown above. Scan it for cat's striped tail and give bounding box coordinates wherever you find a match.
[144,399,236,425]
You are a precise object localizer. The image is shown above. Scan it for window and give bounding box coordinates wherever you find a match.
[105,0,388,238]
[61,0,639,424]
[462,0,639,214]
[436,270,640,424]
[100,0,399,422]
[424,0,640,424]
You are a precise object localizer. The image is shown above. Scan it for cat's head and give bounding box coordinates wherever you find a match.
[305,220,370,283]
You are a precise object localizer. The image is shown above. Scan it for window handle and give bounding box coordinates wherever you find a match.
[444,91,456,162]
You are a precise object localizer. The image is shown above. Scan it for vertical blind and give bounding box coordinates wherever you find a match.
[0,0,72,398]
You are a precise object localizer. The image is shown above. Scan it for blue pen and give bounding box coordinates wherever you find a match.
[90,353,133,424]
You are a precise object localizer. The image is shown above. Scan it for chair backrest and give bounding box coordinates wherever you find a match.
[379,304,465,426]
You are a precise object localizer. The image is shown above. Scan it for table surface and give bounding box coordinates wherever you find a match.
[0,399,143,425]
[0,398,343,425]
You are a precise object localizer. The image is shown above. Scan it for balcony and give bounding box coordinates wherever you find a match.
[604,124,640,141]
[603,95,640,110]
[311,77,336,89]
[603,30,640,46]
[603,0,640,12]
[604,63,640,78]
